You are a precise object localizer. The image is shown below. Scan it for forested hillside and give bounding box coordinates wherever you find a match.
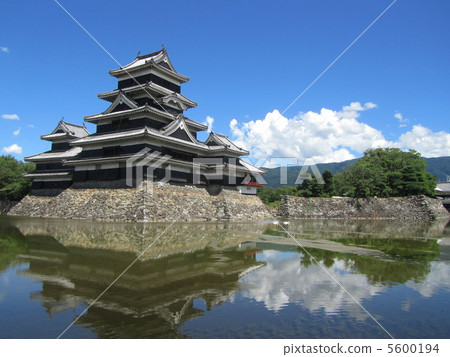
[262,156,450,188]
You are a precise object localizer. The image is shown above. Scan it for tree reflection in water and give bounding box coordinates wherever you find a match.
[0,216,449,338]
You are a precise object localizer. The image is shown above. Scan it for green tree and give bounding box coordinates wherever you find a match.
[322,170,334,197]
[0,155,35,201]
[295,170,334,198]
[333,148,436,198]
[257,185,298,207]
[296,176,323,197]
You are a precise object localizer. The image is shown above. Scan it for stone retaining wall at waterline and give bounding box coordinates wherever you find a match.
[7,181,271,222]
[277,195,450,221]
[6,182,449,222]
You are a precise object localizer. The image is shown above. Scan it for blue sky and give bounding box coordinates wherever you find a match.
[1,0,449,164]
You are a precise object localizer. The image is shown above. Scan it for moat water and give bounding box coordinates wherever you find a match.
[1,215,450,339]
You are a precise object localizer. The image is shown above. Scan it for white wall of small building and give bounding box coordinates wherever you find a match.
[237,185,257,195]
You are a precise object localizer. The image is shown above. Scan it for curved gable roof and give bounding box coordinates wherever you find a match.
[160,115,199,144]
[41,120,89,141]
[103,92,138,114]
[205,132,249,155]
[109,48,189,82]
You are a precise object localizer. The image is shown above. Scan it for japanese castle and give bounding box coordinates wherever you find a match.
[25,48,263,194]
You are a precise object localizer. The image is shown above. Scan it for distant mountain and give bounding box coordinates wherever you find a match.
[262,156,450,188]
[424,156,450,182]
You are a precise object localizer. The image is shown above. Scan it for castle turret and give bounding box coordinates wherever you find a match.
[24,120,89,191]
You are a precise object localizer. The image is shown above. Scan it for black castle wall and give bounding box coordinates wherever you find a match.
[118,73,180,93]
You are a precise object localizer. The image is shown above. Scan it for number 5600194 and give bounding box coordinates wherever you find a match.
[387,344,439,354]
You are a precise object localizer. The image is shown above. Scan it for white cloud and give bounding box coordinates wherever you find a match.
[0,47,9,53]
[27,124,34,128]
[406,261,450,298]
[364,102,377,110]
[398,125,450,157]
[342,101,377,112]
[240,251,385,319]
[229,102,450,163]
[2,114,20,120]
[395,112,409,128]
[2,144,22,154]
[204,115,214,133]
[13,127,21,136]
[230,102,393,163]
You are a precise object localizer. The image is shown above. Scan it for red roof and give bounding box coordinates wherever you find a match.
[245,182,264,187]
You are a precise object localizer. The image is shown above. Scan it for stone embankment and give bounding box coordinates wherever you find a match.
[277,195,450,221]
[8,181,270,222]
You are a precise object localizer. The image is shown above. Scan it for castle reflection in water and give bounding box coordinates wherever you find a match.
[1,216,450,338]
[7,218,268,338]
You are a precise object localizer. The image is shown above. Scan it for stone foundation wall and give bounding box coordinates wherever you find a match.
[8,181,270,222]
[277,195,450,221]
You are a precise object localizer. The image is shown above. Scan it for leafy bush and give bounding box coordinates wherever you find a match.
[333,148,436,198]
[257,148,436,203]
[0,155,35,201]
